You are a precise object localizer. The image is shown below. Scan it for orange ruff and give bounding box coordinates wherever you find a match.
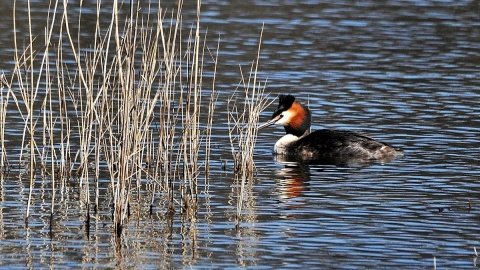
[288,102,307,130]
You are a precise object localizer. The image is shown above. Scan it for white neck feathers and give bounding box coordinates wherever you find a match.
[274,134,300,154]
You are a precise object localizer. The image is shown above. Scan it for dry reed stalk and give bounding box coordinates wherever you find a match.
[227,27,270,225]
[11,0,74,227]
[55,30,72,181]
[204,38,220,179]
[0,74,11,173]
[26,1,36,223]
[11,0,43,224]
[154,3,179,215]
[180,0,204,214]
[43,8,55,232]
[154,0,206,216]
[59,0,96,233]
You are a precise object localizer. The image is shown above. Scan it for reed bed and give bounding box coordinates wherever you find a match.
[3,0,267,236]
[3,0,211,234]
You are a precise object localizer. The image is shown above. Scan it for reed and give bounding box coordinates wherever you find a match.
[8,0,221,235]
[7,0,265,236]
[11,0,41,224]
[227,27,270,225]
[0,74,10,173]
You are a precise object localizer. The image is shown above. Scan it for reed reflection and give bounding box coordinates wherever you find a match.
[227,173,259,268]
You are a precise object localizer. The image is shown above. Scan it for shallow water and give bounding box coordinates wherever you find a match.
[1,0,480,269]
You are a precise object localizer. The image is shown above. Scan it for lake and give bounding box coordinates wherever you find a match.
[1,0,480,269]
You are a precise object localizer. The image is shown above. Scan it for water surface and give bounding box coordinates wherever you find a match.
[1,0,480,269]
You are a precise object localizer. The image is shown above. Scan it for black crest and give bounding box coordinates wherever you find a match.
[272,94,295,118]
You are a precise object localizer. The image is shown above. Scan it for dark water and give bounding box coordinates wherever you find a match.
[1,0,480,269]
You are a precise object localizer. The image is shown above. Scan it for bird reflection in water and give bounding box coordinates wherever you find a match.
[273,155,377,207]
[275,159,311,205]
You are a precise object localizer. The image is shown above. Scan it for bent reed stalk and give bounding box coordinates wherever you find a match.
[8,0,226,235]
[0,74,10,174]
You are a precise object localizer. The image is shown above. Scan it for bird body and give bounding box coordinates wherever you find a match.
[259,95,402,164]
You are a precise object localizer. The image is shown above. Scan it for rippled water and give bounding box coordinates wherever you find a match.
[1,0,480,269]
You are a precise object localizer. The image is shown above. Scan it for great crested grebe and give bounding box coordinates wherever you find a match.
[258,94,402,164]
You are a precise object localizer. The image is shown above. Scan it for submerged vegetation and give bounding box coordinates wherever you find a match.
[0,0,267,235]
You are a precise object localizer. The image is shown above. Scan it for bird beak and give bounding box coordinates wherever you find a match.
[257,115,281,130]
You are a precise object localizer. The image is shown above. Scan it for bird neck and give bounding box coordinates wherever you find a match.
[274,134,300,154]
[284,126,308,137]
